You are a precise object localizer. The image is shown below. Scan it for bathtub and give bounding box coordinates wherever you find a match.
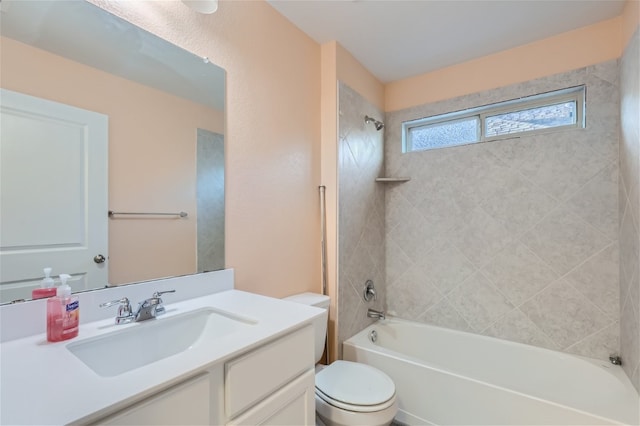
[343,317,639,425]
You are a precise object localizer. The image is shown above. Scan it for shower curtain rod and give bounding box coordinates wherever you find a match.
[108,210,188,218]
[319,185,328,297]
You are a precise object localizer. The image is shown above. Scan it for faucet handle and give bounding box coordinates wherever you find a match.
[100,297,128,308]
[152,289,175,316]
[152,289,176,298]
[363,280,377,302]
[100,297,134,324]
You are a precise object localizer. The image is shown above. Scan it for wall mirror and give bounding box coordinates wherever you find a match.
[0,0,226,304]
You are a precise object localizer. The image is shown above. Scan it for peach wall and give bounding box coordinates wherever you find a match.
[385,16,623,111]
[320,41,339,362]
[622,0,640,48]
[1,36,223,286]
[89,0,322,297]
[336,43,385,111]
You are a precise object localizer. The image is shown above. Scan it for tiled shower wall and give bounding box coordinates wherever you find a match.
[384,61,620,360]
[337,82,386,357]
[619,28,640,392]
[196,129,225,273]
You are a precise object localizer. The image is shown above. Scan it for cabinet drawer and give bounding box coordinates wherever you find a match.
[226,369,315,426]
[93,373,211,425]
[225,325,314,419]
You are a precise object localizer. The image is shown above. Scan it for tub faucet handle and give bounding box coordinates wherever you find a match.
[364,280,377,302]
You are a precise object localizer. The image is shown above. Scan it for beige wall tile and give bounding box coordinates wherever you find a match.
[565,322,620,361]
[620,299,640,386]
[419,240,476,295]
[482,242,559,306]
[387,263,442,319]
[566,162,619,240]
[449,207,514,268]
[521,207,611,276]
[447,272,514,332]
[337,82,385,354]
[520,280,611,349]
[565,243,619,318]
[418,298,472,333]
[385,61,620,361]
[483,308,558,350]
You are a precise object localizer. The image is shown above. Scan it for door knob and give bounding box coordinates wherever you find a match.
[94,254,106,264]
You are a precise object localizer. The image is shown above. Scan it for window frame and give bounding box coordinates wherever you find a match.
[402,85,585,153]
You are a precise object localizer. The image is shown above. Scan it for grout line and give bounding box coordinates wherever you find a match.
[620,266,638,321]
[515,204,567,277]
[619,267,633,317]
[565,158,617,206]
[630,362,640,389]
[559,241,618,317]
[414,295,446,323]
[563,271,616,323]
[516,306,564,350]
[619,196,639,286]
[566,202,615,247]
[438,294,474,332]
[477,269,515,312]
[384,239,414,287]
[564,319,617,356]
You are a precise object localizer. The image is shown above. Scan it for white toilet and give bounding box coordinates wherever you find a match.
[284,292,398,426]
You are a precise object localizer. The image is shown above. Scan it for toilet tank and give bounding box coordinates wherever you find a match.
[283,292,330,363]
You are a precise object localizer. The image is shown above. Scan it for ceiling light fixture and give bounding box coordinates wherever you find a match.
[181,0,218,14]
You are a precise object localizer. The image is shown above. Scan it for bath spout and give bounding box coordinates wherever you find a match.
[367,308,385,320]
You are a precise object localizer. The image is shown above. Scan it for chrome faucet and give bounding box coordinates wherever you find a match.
[99,297,134,324]
[363,280,377,302]
[367,308,385,320]
[100,290,175,324]
[134,290,176,322]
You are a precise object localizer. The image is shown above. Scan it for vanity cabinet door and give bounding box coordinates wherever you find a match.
[226,369,315,426]
[94,373,211,425]
[225,325,314,418]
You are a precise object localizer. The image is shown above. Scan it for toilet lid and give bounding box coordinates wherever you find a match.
[315,361,395,406]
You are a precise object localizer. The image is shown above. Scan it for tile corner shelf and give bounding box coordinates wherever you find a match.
[375,177,411,183]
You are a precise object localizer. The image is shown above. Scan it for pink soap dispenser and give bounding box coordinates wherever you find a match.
[32,267,57,300]
[47,274,79,342]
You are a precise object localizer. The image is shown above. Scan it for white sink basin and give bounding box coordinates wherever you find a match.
[67,308,256,377]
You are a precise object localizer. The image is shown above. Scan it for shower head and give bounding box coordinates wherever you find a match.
[364,115,385,131]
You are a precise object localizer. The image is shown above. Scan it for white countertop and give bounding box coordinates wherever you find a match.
[0,289,323,425]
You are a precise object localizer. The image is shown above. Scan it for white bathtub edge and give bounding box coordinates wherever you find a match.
[344,318,640,426]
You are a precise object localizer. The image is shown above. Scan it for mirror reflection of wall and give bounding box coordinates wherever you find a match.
[197,129,225,273]
[0,0,226,304]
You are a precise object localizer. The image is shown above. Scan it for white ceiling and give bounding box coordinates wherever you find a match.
[0,0,225,110]
[267,0,626,83]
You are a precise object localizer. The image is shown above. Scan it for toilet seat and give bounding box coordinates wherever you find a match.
[316,388,396,413]
[315,361,396,413]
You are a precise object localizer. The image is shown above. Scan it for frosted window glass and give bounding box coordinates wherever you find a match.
[402,86,584,153]
[485,101,576,137]
[409,116,479,151]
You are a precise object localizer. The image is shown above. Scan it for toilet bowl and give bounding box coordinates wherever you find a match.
[315,360,397,426]
[283,293,398,426]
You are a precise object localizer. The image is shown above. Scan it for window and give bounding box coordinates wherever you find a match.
[402,86,585,153]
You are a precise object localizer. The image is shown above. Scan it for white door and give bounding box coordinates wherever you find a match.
[0,89,108,303]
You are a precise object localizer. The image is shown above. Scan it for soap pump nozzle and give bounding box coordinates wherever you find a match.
[41,268,54,288]
[57,274,72,297]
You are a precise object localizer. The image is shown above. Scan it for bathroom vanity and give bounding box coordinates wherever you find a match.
[0,271,323,425]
